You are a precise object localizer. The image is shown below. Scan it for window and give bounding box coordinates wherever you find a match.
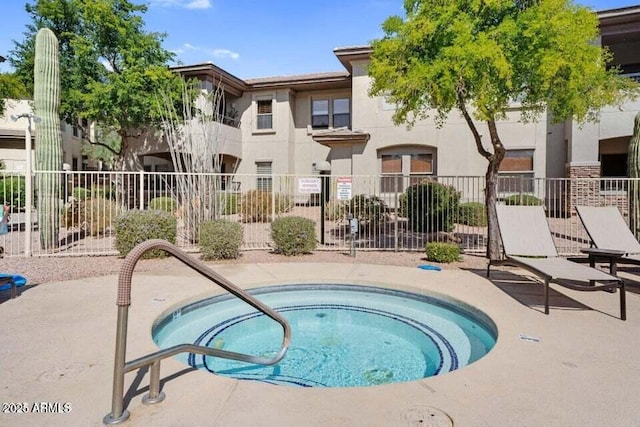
[380,152,433,193]
[333,98,350,128]
[311,97,350,129]
[256,100,273,130]
[312,99,329,129]
[407,153,433,186]
[498,149,534,192]
[256,161,272,191]
[381,155,402,193]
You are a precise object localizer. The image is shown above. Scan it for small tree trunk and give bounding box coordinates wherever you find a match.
[485,119,506,261]
[485,157,503,260]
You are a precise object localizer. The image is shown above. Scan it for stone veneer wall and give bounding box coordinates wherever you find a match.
[566,163,629,217]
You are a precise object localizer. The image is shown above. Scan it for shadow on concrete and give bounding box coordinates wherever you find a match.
[465,267,623,319]
[0,283,41,304]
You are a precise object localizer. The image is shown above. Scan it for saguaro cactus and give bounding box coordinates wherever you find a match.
[34,28,63,250]
[628,112,640,239]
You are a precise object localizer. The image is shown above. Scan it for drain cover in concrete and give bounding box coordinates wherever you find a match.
[401,405,453,427]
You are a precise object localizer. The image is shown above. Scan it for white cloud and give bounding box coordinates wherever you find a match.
[149,0,211,9]
[179,43,240,61]
[213,49,240,60]
[185,0,211,9]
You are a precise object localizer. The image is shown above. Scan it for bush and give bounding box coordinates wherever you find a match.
[63,197,119,236]
[0,176,26,209]
[72,186,114,201]
[114,210,177,258]
[72,187,90,200]
[403,181,461,232]
[503,194,543,206]
[220,193,239,215]
[457,202,487,227]
[240,190,292,222]
[348,194,389,225]
[149,197,177,213]
[324,199,348,221]
[425,242,461,263]
[271,216,317,256]
[199,219,243,260]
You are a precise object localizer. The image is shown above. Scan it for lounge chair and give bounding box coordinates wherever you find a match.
[488,205,626,320]
[576,205,640,267]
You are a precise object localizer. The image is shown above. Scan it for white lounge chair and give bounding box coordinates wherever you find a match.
[488,205,626,320]
[576,205,640,268]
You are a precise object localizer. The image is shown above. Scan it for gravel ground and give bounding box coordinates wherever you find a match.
[0,250,490,286]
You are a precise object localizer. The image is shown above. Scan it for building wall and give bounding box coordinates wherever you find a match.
[0,99,83,171]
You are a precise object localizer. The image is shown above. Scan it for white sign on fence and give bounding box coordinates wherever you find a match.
[298,177,322,194]
[336,177,352,200]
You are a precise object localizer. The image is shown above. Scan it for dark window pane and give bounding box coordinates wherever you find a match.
[333,113,350,128]
[312,115,329,128]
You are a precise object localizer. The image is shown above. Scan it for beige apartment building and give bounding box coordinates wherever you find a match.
[138,6,639,196]
[0,99,87,171]
[1,6,639,196]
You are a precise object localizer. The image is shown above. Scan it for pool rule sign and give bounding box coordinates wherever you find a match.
[337,177,352,200]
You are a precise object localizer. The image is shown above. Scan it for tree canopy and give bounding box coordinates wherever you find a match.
[0,72,29,116]
[368,0,638,259]
[10,0,183,170]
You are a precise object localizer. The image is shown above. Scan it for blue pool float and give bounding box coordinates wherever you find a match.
[0,274,27,292]
[418,264,441,271]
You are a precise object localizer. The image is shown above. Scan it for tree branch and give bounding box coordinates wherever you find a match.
[77,125,122,155]
[457,92,492,160]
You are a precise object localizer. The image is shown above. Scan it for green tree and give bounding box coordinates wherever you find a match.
[0,72,29,116]
[9,0,183,170]
[368,0,638,260]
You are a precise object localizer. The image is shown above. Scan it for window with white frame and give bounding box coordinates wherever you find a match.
[311,99,329,129]
[256,99,273,130]
[256,161,272,191]
[333,98,350,128]
[498,149,534,193]
[311,97,350,129]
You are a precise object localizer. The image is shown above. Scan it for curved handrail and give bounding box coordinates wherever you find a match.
[104,239,291,424]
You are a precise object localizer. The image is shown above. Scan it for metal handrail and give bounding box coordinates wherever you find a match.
[103,239,291,425]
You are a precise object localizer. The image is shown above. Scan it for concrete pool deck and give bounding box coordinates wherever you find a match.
[1,262,639,426]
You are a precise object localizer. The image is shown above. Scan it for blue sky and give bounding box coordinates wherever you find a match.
[1,0,638,79]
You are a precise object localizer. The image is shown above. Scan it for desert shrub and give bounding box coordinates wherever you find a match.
[457,202,487,227]
[240,190,292,222]
[271,216,317,256]
[91,185,115,200]
[398,193,408,218]
[220,193,239,215]
[114,210,176,258]
[503,194,543,206]
[63,197,119,236]
[0,176,25,209]
[348,194,389,225]
[72,186,115,201]
[324,199,348,221]
[199,219,243,260]
[425,242,461,263]
[72,187,90,200]
[149,197,177,213]
[403,181,460,232]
